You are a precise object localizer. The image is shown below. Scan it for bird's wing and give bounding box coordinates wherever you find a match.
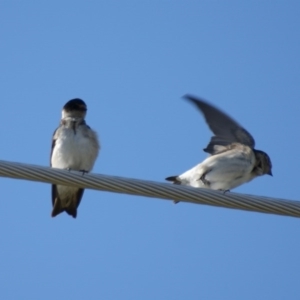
[50,127,59,167]
[184,95,255,154]
[50,128,59,207]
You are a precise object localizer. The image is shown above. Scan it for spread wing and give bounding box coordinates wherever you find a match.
[184,95,255,154]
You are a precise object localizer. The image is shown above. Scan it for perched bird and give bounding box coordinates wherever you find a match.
[50,99,100,218]
[166,95,272,193]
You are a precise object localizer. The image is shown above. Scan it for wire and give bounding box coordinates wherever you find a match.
[0,160,299,218]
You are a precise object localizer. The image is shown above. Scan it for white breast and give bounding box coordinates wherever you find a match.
[51,127,98,172]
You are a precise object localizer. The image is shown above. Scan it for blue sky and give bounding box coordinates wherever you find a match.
[1,1,300,299]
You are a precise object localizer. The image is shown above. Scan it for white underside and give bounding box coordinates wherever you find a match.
[178,149,256,190]
[51,127,98,172]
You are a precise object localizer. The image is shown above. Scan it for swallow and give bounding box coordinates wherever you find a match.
[50,98,100,218]
[166,95,272,193]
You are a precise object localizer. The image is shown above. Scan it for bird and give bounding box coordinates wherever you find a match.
[165,95,272,193]
[50,98,100,218]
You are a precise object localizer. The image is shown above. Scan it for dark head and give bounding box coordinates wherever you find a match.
[62,98,87,119]
[253,150,273,176]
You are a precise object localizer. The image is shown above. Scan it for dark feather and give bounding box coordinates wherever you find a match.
[51,185,64,217]
[183,95,255,154]
[51,185,84,218]
[165,176,181,184]
[165,176,182,204]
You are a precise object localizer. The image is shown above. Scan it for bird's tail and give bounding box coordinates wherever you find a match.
[51,199,77,218]
[165,175,181,184]
[51,198,64,218]
[65,207,77,218]
[165,176,181,204]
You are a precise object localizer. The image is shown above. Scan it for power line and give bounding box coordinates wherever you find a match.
[0,160,299,218]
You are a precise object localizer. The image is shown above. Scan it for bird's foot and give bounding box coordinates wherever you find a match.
[79,170,89,176]
[219,189,230,194]
[66,168,72,172]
